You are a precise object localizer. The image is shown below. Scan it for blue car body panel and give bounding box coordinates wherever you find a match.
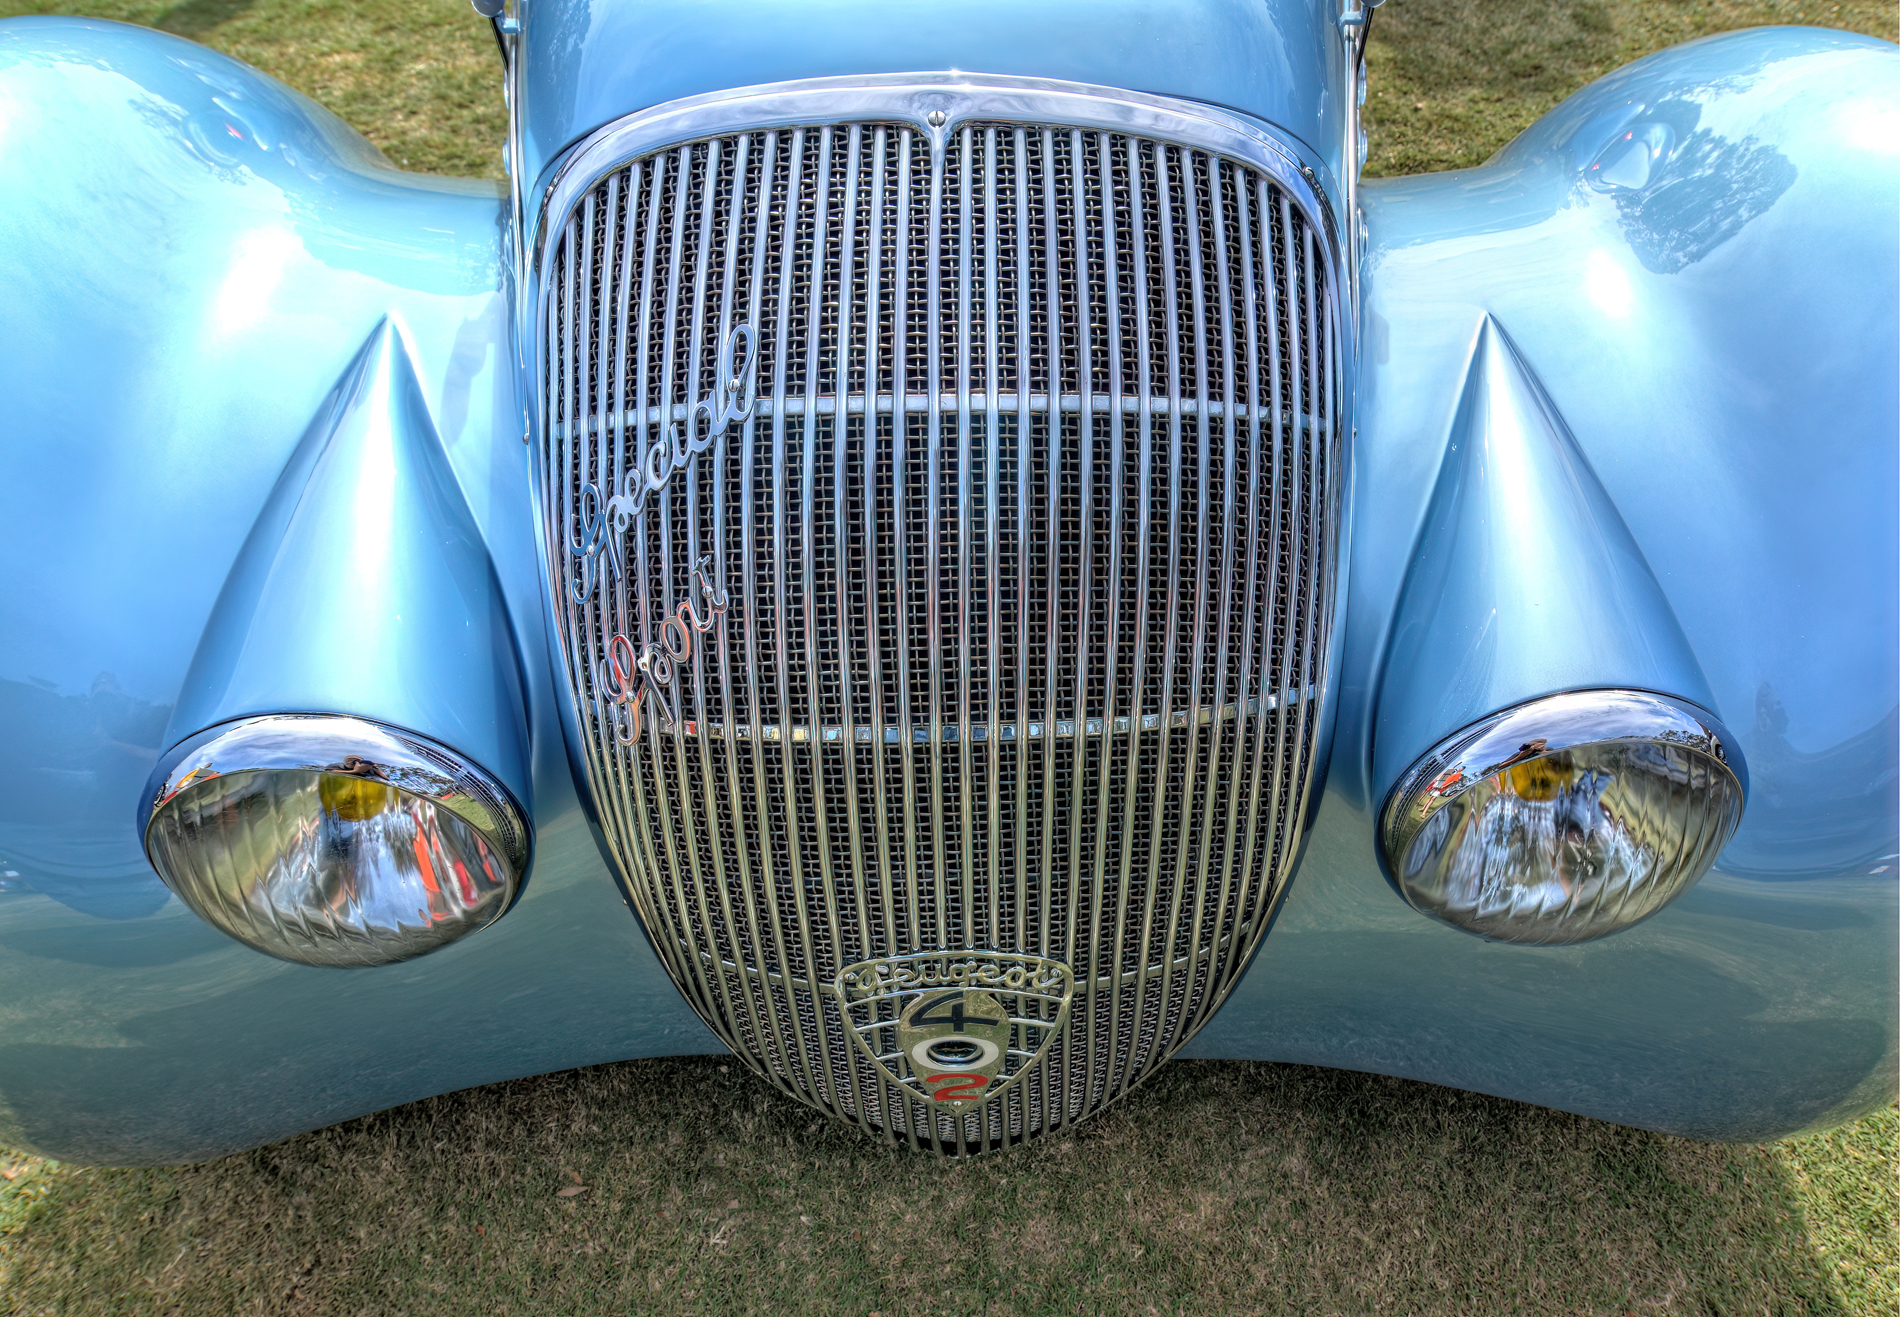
[0,19,715,1163]
[0,13,1891,1162]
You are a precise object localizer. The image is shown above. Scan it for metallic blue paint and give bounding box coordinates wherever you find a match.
[0,17,716,1163]
[1186,27,1897,1140]
[1372,316,1720,802]
[156,318,533,822]
[0,13,1891,1161]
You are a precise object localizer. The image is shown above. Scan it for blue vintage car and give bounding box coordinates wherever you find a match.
[0,1,1892,1161]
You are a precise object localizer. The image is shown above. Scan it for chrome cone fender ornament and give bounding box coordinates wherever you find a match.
[836,952,1075,1113]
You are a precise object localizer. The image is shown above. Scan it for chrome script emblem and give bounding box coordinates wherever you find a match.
[834,951,1074,1112]
[591,556,727,743]
[568,322,753,744]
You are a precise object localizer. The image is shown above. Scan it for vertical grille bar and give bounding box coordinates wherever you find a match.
[621,159,666,982]
[702,136,772,1080]
[893,127,921,998]
[1066,127,1096,1114]
[1088,128,1126,1134]
[769,129,825,1107]
[1107,132,1151,1120]
[1011,126,1045,1137]
[925,129,949,980]
[1134,142,1182,1092]
[891,127,928,1149]
[739,135,806,1098]
[540,94,1344,1153]
[1193,157,1234,999]
[1159,139,1211,1080]
[981,130,1003,1119]
[1296,221,1326,878]
[1213,167,1259,987]
[953,128,977,1160]
[678,140,742,1046]
[1037,126,1069,1114]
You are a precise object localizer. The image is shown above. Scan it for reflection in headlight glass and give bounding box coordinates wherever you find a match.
[147,767,515,967]
[1399,742,1741,944]
[1387,701,1745,946]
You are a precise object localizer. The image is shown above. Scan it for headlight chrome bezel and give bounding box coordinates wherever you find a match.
[1379,689,1746,945]
[142,714,530,967]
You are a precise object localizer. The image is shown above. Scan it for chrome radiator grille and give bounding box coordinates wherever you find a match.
[537,81,1342,1152]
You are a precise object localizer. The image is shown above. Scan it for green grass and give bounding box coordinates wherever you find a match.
[1,1061,1895,1315]
[0,1,1895,1312]
[1363,0,1897,175]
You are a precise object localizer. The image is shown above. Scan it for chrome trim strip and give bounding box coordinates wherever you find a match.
[613,688,1312,744]
[534,73,1331,270]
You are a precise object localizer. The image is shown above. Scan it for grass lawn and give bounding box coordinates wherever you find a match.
[0,1062,1893,1314]
[0,0,1895,1313]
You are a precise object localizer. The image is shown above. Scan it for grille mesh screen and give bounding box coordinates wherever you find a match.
[540,118,1340,1152]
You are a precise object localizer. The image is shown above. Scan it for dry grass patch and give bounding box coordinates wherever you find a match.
[1363,0,1897,175]
[1,1060,1894,1315]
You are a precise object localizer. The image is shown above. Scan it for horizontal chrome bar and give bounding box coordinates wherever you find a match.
[634,688,1315,743]
[850,1018,1052,1036]
[554,392,1329,437]
[533,72,1338,278]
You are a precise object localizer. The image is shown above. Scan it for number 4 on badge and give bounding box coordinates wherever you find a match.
[911,993,999,1033]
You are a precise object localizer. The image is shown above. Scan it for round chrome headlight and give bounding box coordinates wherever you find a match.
[143,715,528,967]
[1380,690,1744,945]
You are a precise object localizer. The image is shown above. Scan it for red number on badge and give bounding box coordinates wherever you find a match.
[924,1073,991,1102]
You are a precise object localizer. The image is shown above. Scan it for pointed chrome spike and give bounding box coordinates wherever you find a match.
[1373,316,1716,799]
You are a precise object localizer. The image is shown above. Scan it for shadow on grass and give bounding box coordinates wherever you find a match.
[0,1058,1864,1315]
[152,0,252,37]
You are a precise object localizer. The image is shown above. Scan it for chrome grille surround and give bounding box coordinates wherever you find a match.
[532,75,1346,1153]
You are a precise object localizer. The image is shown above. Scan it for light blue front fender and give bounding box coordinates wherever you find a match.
[0,18,716,1164]
[1187,27,1898,1140]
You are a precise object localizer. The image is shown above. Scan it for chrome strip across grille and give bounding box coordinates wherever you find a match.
[534,76,1344,1153]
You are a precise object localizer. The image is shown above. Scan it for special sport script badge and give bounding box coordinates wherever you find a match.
[832,951,1074,1112]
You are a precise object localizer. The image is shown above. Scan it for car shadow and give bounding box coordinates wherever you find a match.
[0,1058,1870,1315]
[153,0,255,39]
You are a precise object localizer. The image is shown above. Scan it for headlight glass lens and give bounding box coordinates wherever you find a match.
[1381,690,1744,945]
[144,716,527,967]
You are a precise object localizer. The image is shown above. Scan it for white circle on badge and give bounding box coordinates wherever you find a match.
[908,1035,1001,1072]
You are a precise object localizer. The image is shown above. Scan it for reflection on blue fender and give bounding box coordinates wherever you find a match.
[0,11,1892,1160]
